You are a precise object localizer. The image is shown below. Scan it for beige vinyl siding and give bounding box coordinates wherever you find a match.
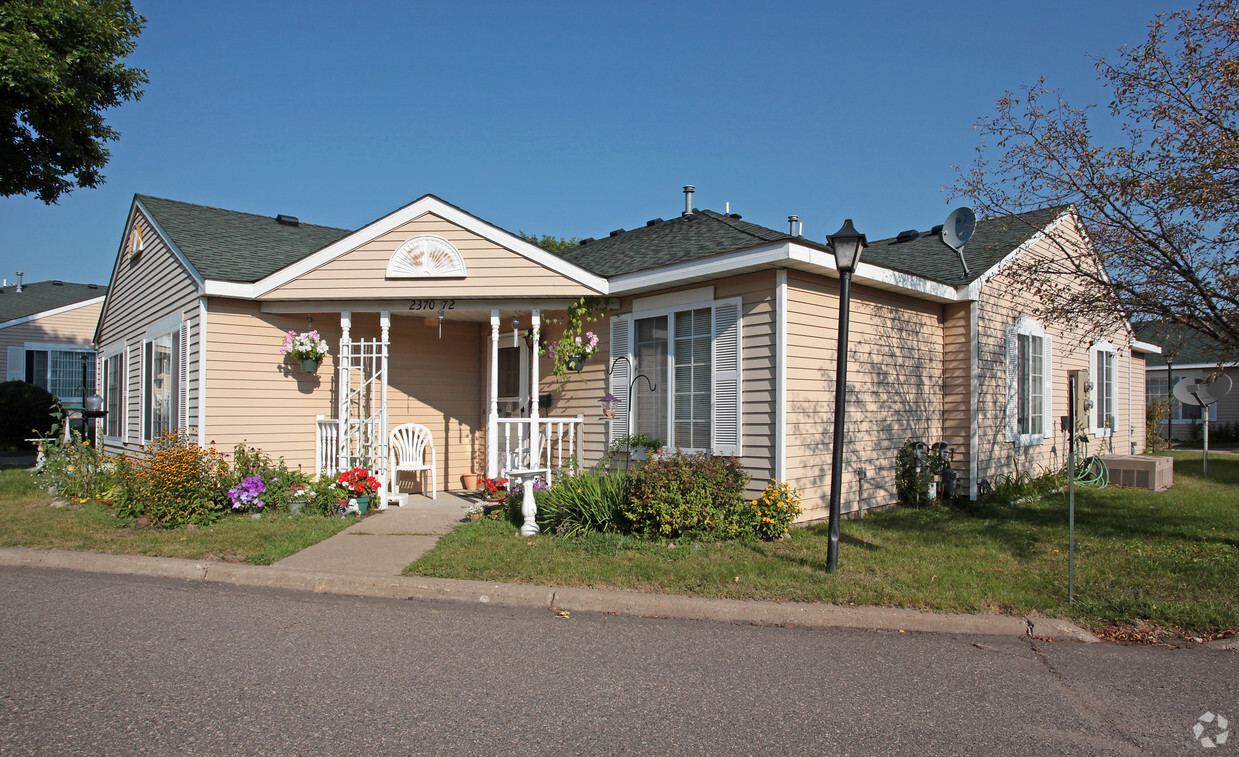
[536,272,778,497]
[204,302,484,490]
[96,209,202,455]
[974,219,1141,483]
[265,213,596,300]
[0,300,103,378]
[785,271,944,520]
[941,302,972,494]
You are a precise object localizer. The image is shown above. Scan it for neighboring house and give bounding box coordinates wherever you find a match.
[1136,323,1239,439]
[1,279,107,404]
[95,191,1152,520]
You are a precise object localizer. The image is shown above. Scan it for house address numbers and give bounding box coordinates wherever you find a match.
[408,299,456,311]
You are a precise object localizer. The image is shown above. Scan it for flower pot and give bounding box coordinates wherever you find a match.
[567,355,586,372]
[354,496,371,514]
[300,357,321,372]
[461,473,480,491]
[289,500,305,514]
[334,499,349,516]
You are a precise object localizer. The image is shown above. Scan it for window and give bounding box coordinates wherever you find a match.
[497,346,523,418]
[609,297,741,455]
[1090,342,1117,436]
[1006,319,1052,446]
[1147,374,1218,423]
[143,323,183,441]
[102,349,125,440]
[18,345,95,400]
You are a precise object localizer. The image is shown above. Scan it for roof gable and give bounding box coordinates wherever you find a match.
[1136,322,1239,367]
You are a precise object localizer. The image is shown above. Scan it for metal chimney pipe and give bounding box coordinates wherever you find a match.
[788,215,799,235]
[15,272,23,292]
[683,185,695,216]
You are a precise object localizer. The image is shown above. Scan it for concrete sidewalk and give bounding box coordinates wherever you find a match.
[274,492,475,576]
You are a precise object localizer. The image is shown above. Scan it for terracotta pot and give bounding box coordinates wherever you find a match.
[461,473,480,490]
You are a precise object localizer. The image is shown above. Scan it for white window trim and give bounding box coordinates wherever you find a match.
[1005,317,1052,447]
[1089,340,1117,437]
[101,344,126,443]
[142,316,184,443]
[610,295,743,457]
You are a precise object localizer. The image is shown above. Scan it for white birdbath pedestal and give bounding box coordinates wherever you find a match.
[505,468,548,536]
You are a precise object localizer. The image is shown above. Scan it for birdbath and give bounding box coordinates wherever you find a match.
[505,467,548,536]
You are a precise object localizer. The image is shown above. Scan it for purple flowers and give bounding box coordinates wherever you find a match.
[228,475,266,510]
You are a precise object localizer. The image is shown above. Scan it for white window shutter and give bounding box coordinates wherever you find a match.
[6,346,24,382]
[1005,326,1019,442]
[179,323,189,430]
[608,315,631,446]
[1042,333,1053,442]
[711,297,742,457]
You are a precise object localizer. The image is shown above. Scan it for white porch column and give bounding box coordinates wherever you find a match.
[487,309,500,479]
[379,311,391,507]
[530,308,541,469]
[338,311,352,474]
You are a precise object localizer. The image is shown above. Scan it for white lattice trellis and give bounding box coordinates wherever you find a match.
[337,313,390,498]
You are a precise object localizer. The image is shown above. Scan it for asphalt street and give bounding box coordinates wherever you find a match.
[1,566,1235,756]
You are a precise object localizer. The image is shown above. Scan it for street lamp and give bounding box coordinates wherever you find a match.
[826,219,866,573]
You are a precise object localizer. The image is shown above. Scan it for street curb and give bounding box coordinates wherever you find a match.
[0,547,1098,642]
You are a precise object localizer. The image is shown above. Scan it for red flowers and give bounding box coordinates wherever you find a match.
[337,467,381,496]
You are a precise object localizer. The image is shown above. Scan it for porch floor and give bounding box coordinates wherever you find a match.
[274,492,476,577]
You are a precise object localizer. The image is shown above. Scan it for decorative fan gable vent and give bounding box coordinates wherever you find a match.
[385,235,468,278]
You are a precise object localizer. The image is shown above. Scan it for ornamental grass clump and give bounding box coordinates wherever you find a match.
[625,452,751,539]
[516,469,629,537]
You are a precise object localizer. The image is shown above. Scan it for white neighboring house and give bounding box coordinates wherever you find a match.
[0,279,108,408]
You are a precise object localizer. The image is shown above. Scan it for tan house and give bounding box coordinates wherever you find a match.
[2,279,107,405]
[94,191,1155,520]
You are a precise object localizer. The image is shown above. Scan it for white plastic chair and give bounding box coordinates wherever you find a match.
[388,423,436,502]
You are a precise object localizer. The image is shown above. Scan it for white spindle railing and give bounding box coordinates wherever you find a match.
[316,415,340,477]
[496,414,584,486]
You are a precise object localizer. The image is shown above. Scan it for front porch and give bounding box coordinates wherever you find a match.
[289,303,590,505]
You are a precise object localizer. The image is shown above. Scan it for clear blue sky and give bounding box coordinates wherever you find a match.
[1,0,1176,286]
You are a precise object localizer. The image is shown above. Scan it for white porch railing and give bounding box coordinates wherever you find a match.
[316,415,340,477]
[497,415,585,486]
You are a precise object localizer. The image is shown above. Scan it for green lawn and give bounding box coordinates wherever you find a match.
[0,468,352,564]
[408,451,1238,637]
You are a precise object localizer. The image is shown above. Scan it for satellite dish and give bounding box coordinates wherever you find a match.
[1173,374,1233,406]
[940,206,976,278]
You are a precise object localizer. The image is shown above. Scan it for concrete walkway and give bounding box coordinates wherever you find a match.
[274,492,476,576]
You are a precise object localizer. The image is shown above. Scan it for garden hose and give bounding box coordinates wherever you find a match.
[1072,455,1108,489]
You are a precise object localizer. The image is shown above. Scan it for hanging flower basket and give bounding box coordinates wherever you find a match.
[567,354,586,372]
[300,357,321,372]
[281,329,330,371]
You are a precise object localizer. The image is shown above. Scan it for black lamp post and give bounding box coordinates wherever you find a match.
[826,219,866,574]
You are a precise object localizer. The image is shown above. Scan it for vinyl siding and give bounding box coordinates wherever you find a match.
[203,301,484,489]
[785,270,944,520]
[96,208,202,455]
[941,302,972,494]
[264,213,596,300]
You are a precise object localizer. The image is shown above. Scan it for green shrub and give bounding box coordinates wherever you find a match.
[979,466,1065,506]
[299,474,349,515]
[1146,398,1170,453]
[895,439,944,507]
[520,469,631,537]
[109,431,230,527]
[625,452,750,539]
[35,430,111,501]
[0,380,62,452]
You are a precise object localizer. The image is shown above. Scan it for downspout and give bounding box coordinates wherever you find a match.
[775,269,787,484]
[969,300,980,500]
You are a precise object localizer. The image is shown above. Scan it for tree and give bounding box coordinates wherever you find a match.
[519,231,580,253]
[954,0,1239,356]
[0,0,147,204]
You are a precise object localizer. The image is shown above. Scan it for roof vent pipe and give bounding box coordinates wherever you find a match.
[15,272,23,292]
[683,185,695,216]
[788,215,799,235]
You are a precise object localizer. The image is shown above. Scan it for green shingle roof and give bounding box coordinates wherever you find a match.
[1135,322,1239,366]
[0,280,106,324]
[860,206,1065,286]
[137,195,352,283]
[555,209,825,277]
[555,205,1063,285]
